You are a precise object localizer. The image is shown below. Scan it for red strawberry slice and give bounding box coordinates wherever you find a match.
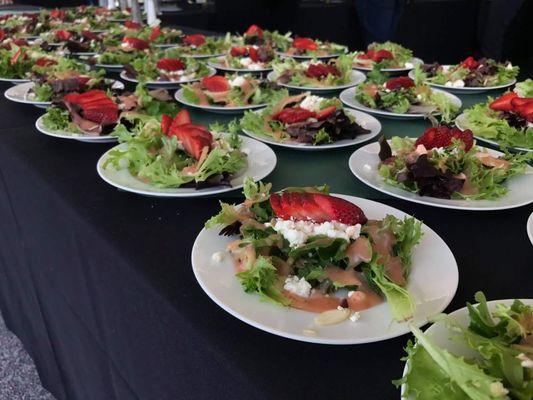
[510,97,533,109]
[292,37,317,51]
[62,92,81,104]
[156,58,185,71]
[171,109,192,127]
[245,24,263,38]
[316,106,337,120]
[75,76,92,86]
[170,125,212,159]
[149,26,161,41]
[305,63,340,78]
[272,107,317,124]
[50,9,66,20]
[83,107,119,125]
[10,47,24,65]
[450,127,474,151]
[35,57,57,67]
[124,20,142,29]
[385,76,415,90]
[415,125,453,149]
[489,92,518,112]
[248,46,261,62]
[515,101,533,121]
[460,56,479,70]
[55,29,72,41]
[371,49,393,62]
[12,38,28,47]
[0,29,6,42]
[201,75,230,92]
[73,90,111,105]
[183,34,206,47]
[230,46,248,57]
[161,114,172,135]
[81,30,99,41]
[270,192,367,225]
[122,37,150,50]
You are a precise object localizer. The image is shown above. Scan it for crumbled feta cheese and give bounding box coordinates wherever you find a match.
[442,65,450,73]
[404,62,414,69]
[517,353,533,369]
[349,312,361,322]
[270,218,361,248]
[506,62,513,70]
[348,291,355,297]
[445,79,465,88]
[284,276,312,297]
[229,76,247,87]
[239,57,252,67]
[299,95,325,112]
[490,382,509,397]
[528,121,533,128]
[337,306,345,311]
[211,251,225,263]
[416,94,423,100]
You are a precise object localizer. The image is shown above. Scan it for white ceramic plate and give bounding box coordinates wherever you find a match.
[400,298,533,398]
[119,67,216,89]
[353,57,423,73]
[5,80,125,108]
[97,136,277,197]
[267,70,366,93]
[242,108,381,151]
[276,51,344,60]
[349,141,533,210]
[208,57,273,74]
[192,195,458,344]
[0,76,30,85]
[174,88,266,114]
[455,112,532,153]
[408,69,516,94]
[35,115,117,143]
[340,86,462,119]
[527,212,533,244]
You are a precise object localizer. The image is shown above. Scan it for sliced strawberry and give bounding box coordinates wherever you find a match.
[50,9,66,20]
[83,107,119,125]
[489,92,518,112]
[12,38,28,47]
[316,106,337,120]
[74,90,111,105]
[371,49,393,62]
[75,76,91,86]
[9,47,23,65]
[292,37,317,51]
[272,107,316,124]
[81,30,99,41]
[311,193,367,225]
[305,63,340,78]
[0,29,6,42]
[460,56,479,70]
[245,24,263,38]
[248,46,261,62]
[122,37,150,50]
[363,83,379,98]
[450,127,474,151]
[415,125,453,150]
[183,34,206,47]
[168,109,192,132]
[156,58,185,71]
[230,46,248,57]
[269,193,287,219]
[201,75,230,92]
[385,76,415,90]
[510,97,533,109]
[170,125,212,159]
[149,26,161,41]
[124,20,142,29]
[283,192,307,220]
[515,102,533,120]
[161,114,172,134]
[62,92,81,104]
[35,57,57,67]
[55,29,72,41]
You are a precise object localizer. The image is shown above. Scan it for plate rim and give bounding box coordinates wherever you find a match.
[35,114,117,142]
[119,66,216,86]
[352,57,424,72]
[267,70,366,92]
[207,57,273,73]
[174,87,267,112]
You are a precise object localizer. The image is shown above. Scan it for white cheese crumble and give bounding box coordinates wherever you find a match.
[299,95,325,112]
[239,57,252,67]
[517,353,533,369]
[444,79,465,88]
[211,251,225,263]
[442,65,451,72]
[506,62,513,70]
[229,76,247,87]
[283,276,312,297]
[267,218,361,248]
[489,382,509,397]
[404,62,414,69]
[349,312,361,322]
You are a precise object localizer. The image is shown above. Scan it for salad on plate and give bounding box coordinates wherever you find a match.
[353,41,419,70]
[240,91,373,146]
[416,57,519,89]
[205,179,423,322]
[456,80,533,151]
[103,109,248,188]
[377,125,532,199]
[397,292,533,400]
[211,44,276,71]
[92,36,151,67]
[239,24,291,50]
[179,74,283,108]
[164,33,231,56]
[277,36,347,58]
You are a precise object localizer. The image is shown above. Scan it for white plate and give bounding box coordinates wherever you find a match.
[192,195,458,344]
[353,57,423,73]
[349,141,533,210]
[276,51,344,60]
[119,67,216,89]
[97,136,277,197]
[0,76,30,85]
[94,63,124,72]
[242,108,381,151]
[340,86,462,119]
[400,298,533,398]
[455,112,532,153]
[267,70,366,93]
[70,51,98,57]
[527,212,533,244]
[208,57,273,74]
[408,69,516,94]
[164,47,225,59]
[174,88,266,114]
[35,115,117,143]
[5,80,125,108]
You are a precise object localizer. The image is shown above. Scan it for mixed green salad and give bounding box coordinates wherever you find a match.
[127,53,212,83]
[396,292,533,400]
[206,179,423,322]
[278,36,347,57]
[165,33,231,56]
[240,91,371,145]
[272,54,354,88]
[353,41,416,70]
[217,44,277,70]
[104,109,247,188]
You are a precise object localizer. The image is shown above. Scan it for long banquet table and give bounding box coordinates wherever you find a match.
[0,56,532,400]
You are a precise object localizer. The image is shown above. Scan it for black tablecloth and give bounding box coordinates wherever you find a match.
[1,70,533,400]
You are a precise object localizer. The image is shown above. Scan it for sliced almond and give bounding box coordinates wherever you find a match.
[314,308,350,326]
